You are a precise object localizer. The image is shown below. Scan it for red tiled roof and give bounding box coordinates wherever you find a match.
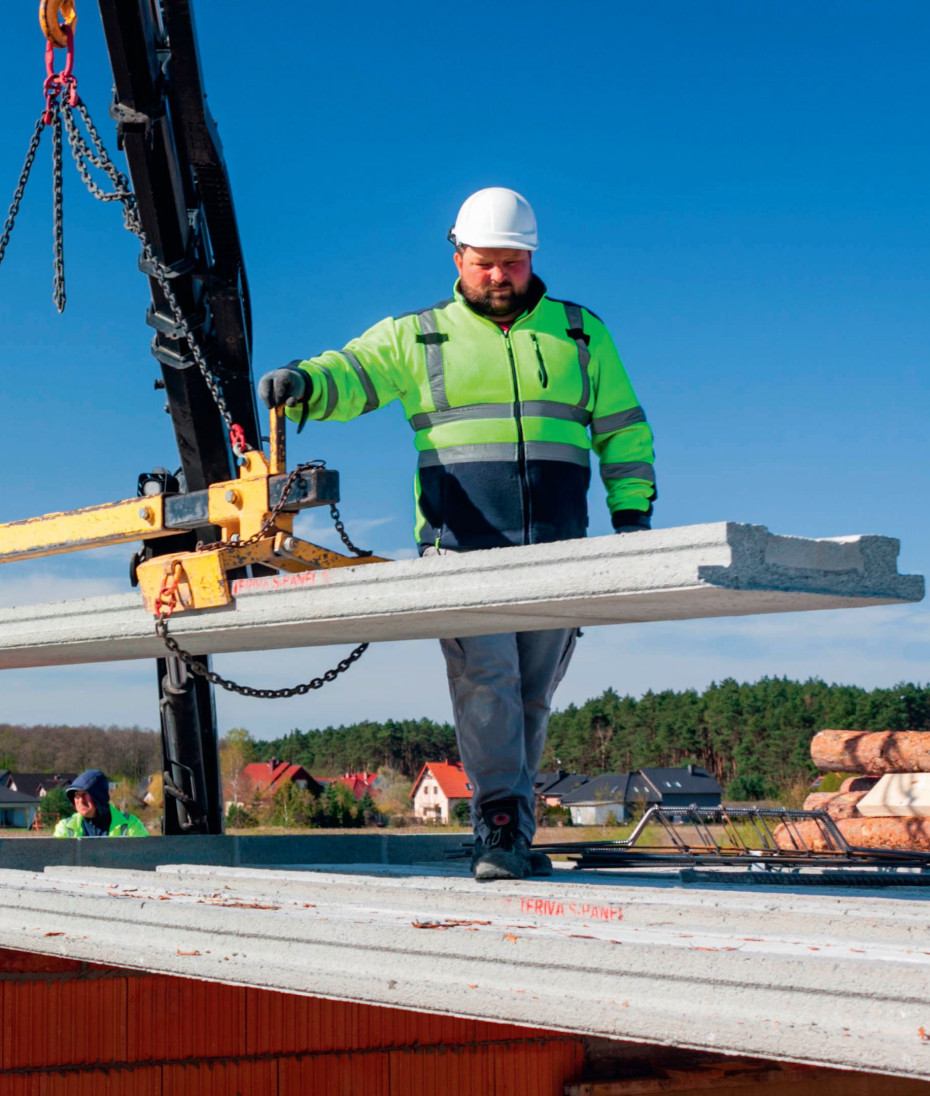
[241,762,309,797]
[410,761,473,800]
[334,772,378,800]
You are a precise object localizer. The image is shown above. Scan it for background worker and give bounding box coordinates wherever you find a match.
[259,188,655,880]
[53,769,147,838]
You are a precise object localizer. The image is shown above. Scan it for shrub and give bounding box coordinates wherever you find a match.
[38,786,73,829]
[452,800,471,825]
[540,804,571,827]
[226,802,257,828]
[815,772,858,794]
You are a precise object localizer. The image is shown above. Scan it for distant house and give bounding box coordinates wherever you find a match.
[0,786,41,829]
[561,774,650,825]
[539,773,589,807]
[3,772,75,800]
[561,766,723,825]
[330,772,378,800]
[637,766,723,814]
[410,761,473,823]
[239,759,326,804]
[534,771,568,796]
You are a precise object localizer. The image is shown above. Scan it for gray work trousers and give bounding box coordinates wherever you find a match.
[439,628,578,843]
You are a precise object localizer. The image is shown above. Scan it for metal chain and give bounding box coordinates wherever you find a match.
[155,617,369,698]
[5,91,375,697]
[196,458,327,553]
[61,100,131,202]
[196,461,373,561]
[0,116,47,267]
[51,107,65,312]
[151,458,373,698]
[59,99,246,449]
[330,502,373,557]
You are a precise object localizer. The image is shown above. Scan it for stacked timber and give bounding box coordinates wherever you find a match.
[777,730,930,852]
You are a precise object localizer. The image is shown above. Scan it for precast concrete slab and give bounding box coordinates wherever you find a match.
[0,860,928,1079]
[0,523,922,668]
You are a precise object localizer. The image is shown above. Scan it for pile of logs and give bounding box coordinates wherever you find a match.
[779,730,930,852]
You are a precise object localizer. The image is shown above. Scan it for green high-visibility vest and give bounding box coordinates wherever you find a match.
[288,277,655,549]
[53,807,148,838]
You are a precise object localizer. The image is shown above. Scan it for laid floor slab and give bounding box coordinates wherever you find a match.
[0,523,922,669]
[0,858,928,1079]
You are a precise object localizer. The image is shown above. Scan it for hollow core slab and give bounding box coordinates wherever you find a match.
[0,522,922,669]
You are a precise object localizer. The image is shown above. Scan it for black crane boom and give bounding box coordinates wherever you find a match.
[96,0,259,834]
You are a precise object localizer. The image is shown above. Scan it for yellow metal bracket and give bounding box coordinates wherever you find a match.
[0,406,388,615]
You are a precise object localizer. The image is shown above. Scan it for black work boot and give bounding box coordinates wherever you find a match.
[528,849,553,876]
[471,799,531,882]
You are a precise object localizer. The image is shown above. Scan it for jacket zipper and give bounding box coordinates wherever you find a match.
[531,333,548,389]
[503,330,531,544]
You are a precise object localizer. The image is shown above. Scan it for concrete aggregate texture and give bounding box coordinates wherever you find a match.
[0,856,928,1080]
[0,522,921,669]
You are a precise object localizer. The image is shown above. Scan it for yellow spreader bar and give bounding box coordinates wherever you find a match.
[0,495,167,561]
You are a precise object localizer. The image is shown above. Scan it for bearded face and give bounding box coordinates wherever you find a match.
[454,246,533,321]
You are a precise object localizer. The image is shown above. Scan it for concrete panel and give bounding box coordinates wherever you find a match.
[858,774,930,817]
[0,861,928,1079]
[0,833,465,873]
[0,523,921,668]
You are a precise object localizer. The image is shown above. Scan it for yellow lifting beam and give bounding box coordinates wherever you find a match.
[0,407,387,615]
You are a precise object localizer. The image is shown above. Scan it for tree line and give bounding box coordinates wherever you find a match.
[246,678,930,799]
[543,678,930,798]
[0,723,160,783]
[3,679,928,799]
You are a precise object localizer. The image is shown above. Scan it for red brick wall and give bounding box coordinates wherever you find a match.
[0,947,584,1094]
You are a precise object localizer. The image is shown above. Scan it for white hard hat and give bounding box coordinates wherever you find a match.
[449,187,538,251]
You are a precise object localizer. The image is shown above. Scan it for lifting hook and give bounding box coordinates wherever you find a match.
[39,0,77,49]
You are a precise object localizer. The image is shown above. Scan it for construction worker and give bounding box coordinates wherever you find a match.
[53,769,148,838]
[259,188,655,880]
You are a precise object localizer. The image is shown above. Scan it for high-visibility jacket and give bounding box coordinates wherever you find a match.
[53,807,148,838]
[289,277,655,550]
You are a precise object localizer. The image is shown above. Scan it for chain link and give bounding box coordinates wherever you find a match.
[196,458,327,553]
[155,616,369,698]
[330,502,373,557]
[4,82,375,698]
[154,459,374,698]
[57,99,248,449]
[51,107,65,312]
[0,116,46,267]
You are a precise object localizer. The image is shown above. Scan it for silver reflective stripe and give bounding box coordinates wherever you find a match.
[524,441,590,466]
[316,364,339,420]
[409,401,591,432]
[418,309,450,412]
[592,406,646,434]
[564,303,590,408]
[418,444,518,467]
[339,349,379,414]
[601,461,656,483]
[522,401,591,425]
[418,441,589,468]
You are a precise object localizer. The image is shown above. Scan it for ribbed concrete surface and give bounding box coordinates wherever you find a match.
[0,523,922,668]
[1,860,928,1079]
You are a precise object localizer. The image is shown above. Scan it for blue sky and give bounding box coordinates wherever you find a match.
[0,0,928,738]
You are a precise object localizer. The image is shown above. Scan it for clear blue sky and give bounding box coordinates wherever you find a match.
[0,0,927,738]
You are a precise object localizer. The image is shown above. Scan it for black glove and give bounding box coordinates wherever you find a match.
[258,363,309,409]
[612,509,651,534]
